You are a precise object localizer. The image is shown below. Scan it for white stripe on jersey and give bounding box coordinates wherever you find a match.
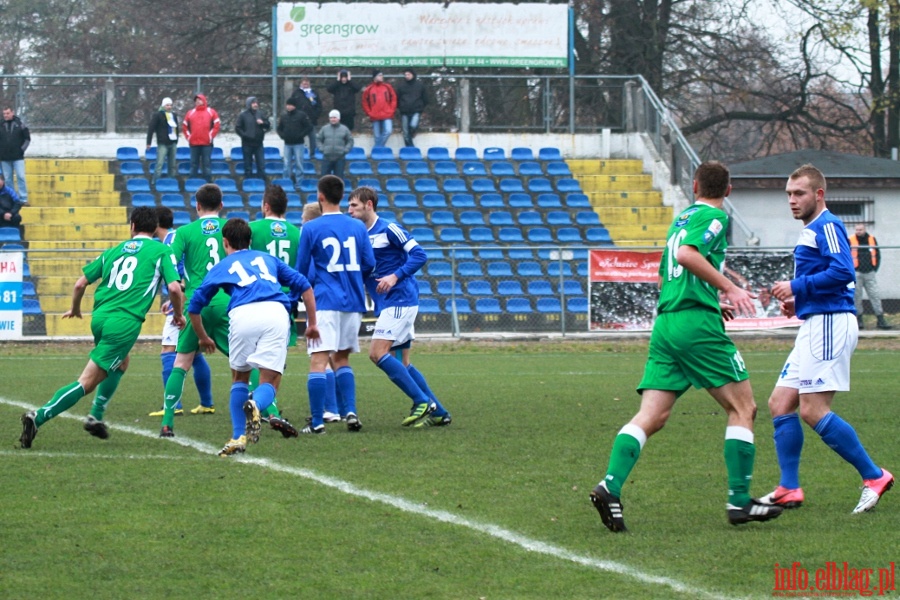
[823,222,841,253]
[402,238,419,253]
[143,256,163,298]
[798,228,817,248]
[388,222,409,244]
[370,232,390,249]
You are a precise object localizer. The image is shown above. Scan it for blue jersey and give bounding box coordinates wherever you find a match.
[790,209,856,319]
[188,250,312,317]
[296,212,375,313]
[364,216,426,313]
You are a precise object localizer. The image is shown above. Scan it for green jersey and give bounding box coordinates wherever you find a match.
[83,235,180,322]
[657,202,729,314]
[169,216,228,299]
[250,217,301,271]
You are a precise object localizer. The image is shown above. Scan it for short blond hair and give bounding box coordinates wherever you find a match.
[301,201,322,223]
[789,164,826,193]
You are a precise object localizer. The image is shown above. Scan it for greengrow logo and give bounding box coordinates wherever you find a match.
[284,7,379,37]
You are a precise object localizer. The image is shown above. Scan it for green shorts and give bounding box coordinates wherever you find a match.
[90,315,143,372]
[637,308,748,397]
[177,297,230,356]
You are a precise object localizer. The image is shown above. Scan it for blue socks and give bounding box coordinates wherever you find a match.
[307,372,327,427]
[335,366,357,416]
[324,367,339,415]
[229,382,250,438]
[376,355,429,404]
[408,364,449,417]
[253,382,276,414]
[814,412,881,480]
[773,413,804,489]
[192,353,213,407]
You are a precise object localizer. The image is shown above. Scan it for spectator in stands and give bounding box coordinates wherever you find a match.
[0,106,30,204]
[276,98,312,184]
[182,94,221,183]
[396,68,428,148]
[326,70,363,131]
[849,223,892,330]
[362,70,397,148]
[146,97,179,184]
[289,78,321,158]
[0,173,24,228]
[317,110,354,178]
[235,96,271,179]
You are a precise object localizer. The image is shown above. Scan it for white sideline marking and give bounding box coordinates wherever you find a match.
[2,397,729,600]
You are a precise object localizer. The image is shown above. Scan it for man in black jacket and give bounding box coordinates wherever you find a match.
[276,99,312,183]
[0,107,30,204]
[396,69,428,148]
[326,70,363,131]
[235,96,271,179]
[0,173,24,228]
[146,97,179,184]
[289,78,321,157]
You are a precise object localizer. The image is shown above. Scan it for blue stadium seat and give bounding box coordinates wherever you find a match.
[176,147,191,160]
[172,211,192,226]
[442,179,467,193]
[431,210,456,226]
[556,178,582,193]
[487,261,514,277]
[469,227,495,243]
[526,227,554,243]
[546,162,572,176]
[379,210,397,224]
[547,262,573,277]
[450,194,476,208]
[458,261,483,278]
[490,162,516,177]
[527,280,554,296]
[428,261,452,277]
[421,248,444,262]
[474,247,501,262]
[230,147,244,162]
[537,297,562,313]
[271,178,294,190]
[483,147,505,161]
[356,178,382,191]
[22,298,42,315]
[507,193,533,208]
[506,297,533,314]
[538,147,563,161]
[489,211,514,226]
[517,211,543,226]
[130,193,156,207]
[427,147,451,161]
[528,178,554,193]
[247,193,264,207]
[454,147,478,161]
[401,210,427,226]
[0,229,21,242]
[399,147,423,161]
[439,227,465,243]
[473,193,501,209]
[577,262,589,277]
[499,179,524,193]
[161,193,186,208]
[437,280,463,295]
[221,194,245,209]
[386,178,411,192]
[517,261,544,277]
[405,161,430,175]
[116,146,140,160]
[211,161,232,176]
[393,193,418,208]
[349,161,373,176]
[21,281,36,296]
[177,161,193,175]
[536,193,563,208]
[475,298,502,314]
[211,147,225,161]
[215,178,239,193]
[377,161,402,176]
[264,146,282,161]
[434,161,459,176]
[557,227,584,244]
[467,280,493,296]
[419,298,441,314]
[346,147,366,160]
[302,161,316,175]
[461,162,487,176]
[576,211,602,225]
[511,147,534,161]
[566,193,592,208]
[508,248,534,260]
[459,211,484,226]
[497,280,524,296]
[567,297,589,313]
[471,179,496,193]
[226,210,250,221]
[417,279,433,296]
[446,298,472,315]
[242,178,265,193]
[264,162,283,175]
[415,178,439,193]
[183,178,206,193]
[559,280,585,296]
[451,248,474,260]
[547,211,572,226]
[155,178,180,192]
[284,211,302,225]
[145,146,157,161]
[411,227,436,243]
[518,162,543,176]
[120,161,145,175]
[421,193,447,208]
[586,227,613,244]
[298,179,318,193]
[371,146,394,161]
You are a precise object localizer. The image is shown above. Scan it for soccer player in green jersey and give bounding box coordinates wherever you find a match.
[20,206,184,448]
[589,161,784,531]
[159,183,230,437]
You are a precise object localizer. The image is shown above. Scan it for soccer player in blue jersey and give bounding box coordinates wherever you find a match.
[187,218,318,456]
[348,186,452,427]
[763,164,893,513]
[148,206,214,417]
[296,175,375,434]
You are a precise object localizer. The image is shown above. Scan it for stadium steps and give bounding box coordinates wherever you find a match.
[46,312,167,337]
[20,206,127,224]
[588,191,663,207]
[568,159,644,176]
[25,223,130,240]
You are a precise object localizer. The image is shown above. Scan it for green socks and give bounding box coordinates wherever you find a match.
[36,381,86,426]
[724,426,755,507]
[90,368,124,421]
[162,367,187,428]
[603,424,647,497]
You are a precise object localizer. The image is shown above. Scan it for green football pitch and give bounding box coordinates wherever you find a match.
[1,338,897,599]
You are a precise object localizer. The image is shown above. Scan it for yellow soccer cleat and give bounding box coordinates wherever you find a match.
[190,405,216,415]
[218,435,247,457]
[149,408,183,417]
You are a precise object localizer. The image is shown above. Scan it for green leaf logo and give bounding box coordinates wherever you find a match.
[290,7,306,22]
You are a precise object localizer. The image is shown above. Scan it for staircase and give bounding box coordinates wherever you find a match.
[567,159,671,246]
[21,159,167,336]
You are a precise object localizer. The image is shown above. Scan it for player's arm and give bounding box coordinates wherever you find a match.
[676,244,756,317]
[63,275,90,319]
[186,279,217,353]
[300,287,319,343]
[167,282,186,328]
[785,226,856,300]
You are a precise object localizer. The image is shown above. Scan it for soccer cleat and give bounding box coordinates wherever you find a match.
[853,468,894,514]
[218,435,247,457]
[590,481,627,532]
[159,426,174,438]
[20,411,38,449]
[149,408,184,417]
[83,415,109,440]
[323,411,341,423]
[270,416,299,438]
[401,402,436,427]
[346,412,362,432]
[414,414,453,428]
[727,499,784,525]
[243,399,261,444]
[300,423,326,435]
[759,486,804,509]
[190,405,216,415]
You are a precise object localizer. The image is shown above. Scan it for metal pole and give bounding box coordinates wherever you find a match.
[272,6,279,119]
[568,2,576,134]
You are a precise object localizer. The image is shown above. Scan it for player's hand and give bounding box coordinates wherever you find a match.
[719,303,736,321]
[171,313,186,329]
[780,298,796,318]
[62,309,82,320]
[771,280,794,302]
[305,324,321,345]
[375,274,399,294]
[721,285,756,318]
[198,335,215,354]
[161,301,173,315]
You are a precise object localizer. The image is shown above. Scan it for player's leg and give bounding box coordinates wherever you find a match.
[333,311,363,431]
[323,366,340,421]
[764,383,805,507]
[189,352,214,412]
[403,347,452,426]
[88,354,132,428]
[151,317,184,415]
[371,307,434,425]
[304,310,337,433]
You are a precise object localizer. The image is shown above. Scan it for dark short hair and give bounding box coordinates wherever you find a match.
[222,218,252,250]
[264,185,288,216]
[131,206,159,235]
[155,206,174,229]
[694,161,730,199]
[195,184,223,212]
[318,175,344,205]
[349,186,379,211]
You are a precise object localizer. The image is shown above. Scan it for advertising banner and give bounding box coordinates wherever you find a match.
[0,251,24,339]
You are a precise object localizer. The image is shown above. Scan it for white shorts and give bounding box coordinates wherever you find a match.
[776,313,857,393]
[161,313,179,346]
[228,301,291,373]
[307,310,361,355]
[372,305,418,346]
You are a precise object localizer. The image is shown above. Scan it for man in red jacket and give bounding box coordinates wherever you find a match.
[182,94,221,182]
[362,70,396,148]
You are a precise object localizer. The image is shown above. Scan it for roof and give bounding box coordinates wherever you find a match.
[729,149,900,179]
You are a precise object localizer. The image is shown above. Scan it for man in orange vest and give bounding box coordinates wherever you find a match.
[848,223,891,330]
